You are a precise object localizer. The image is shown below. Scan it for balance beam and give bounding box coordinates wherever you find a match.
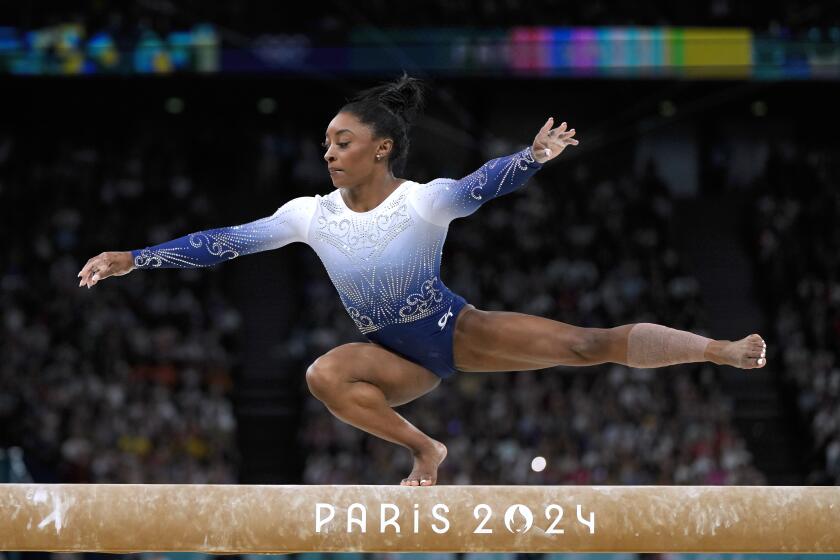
[1,484,838,553]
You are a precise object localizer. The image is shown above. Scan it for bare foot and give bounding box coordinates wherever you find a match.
[401,440,447,486]
[705,334,767,369]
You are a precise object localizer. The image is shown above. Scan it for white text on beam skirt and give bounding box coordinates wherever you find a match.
[0,485,839,553]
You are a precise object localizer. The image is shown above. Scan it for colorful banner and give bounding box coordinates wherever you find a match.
[0,24,838,79]
[0,24,219,75]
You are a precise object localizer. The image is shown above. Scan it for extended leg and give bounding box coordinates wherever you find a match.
[305,342,447,485]
[452,308,767,373]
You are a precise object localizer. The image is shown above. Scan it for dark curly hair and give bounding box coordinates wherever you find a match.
[340,73,425,176]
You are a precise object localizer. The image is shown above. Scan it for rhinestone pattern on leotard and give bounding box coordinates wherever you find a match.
[408,147,539,226]
[311,182,447,333]
[133,198,315,268]
[131,148,542,335]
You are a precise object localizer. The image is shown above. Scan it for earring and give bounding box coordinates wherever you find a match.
[376,154,382,160]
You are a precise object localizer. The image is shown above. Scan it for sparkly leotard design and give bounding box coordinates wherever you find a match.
[132,148,542,376]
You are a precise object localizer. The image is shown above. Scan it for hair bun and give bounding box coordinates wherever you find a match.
[352,73,425,127]
[378,73,425,126]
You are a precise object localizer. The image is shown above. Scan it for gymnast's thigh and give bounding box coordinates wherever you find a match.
[452,307,595,372]
[312,342,442,407]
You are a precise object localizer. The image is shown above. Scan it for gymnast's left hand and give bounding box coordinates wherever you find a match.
[531,117,578,164]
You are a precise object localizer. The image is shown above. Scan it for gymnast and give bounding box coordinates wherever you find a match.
[78,75,767,487]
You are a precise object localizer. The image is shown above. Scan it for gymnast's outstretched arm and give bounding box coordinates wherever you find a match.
[77,196,316,288]
[409,117,578,226]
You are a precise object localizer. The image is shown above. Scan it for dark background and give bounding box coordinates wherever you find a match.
[1,2,840,559]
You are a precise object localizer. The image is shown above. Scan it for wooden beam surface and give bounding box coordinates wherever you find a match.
[1,484,838,553]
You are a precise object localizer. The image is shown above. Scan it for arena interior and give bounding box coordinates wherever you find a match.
[1,1,840,559]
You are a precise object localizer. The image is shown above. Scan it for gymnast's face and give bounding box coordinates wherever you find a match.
[323,112,392,188]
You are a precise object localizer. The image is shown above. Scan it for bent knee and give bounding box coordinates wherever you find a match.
[305,356,344,401]
[305,344,369,401]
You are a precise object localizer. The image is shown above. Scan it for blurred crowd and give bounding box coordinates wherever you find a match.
[293,139,764,486]
[9,95,833,488]
[0,113,766,486]
[0,130,240,483]
[749,142,840,484]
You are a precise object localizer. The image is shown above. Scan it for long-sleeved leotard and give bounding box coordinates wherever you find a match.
[131,148,542,374]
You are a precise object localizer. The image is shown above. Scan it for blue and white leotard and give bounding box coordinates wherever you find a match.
[131,148,542,378]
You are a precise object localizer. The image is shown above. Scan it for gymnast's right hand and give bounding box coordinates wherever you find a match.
[78,251,135,288]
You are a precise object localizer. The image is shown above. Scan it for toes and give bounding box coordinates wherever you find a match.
[401,477,434,486]
[741,354,767,369]
[750,346,766,356]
